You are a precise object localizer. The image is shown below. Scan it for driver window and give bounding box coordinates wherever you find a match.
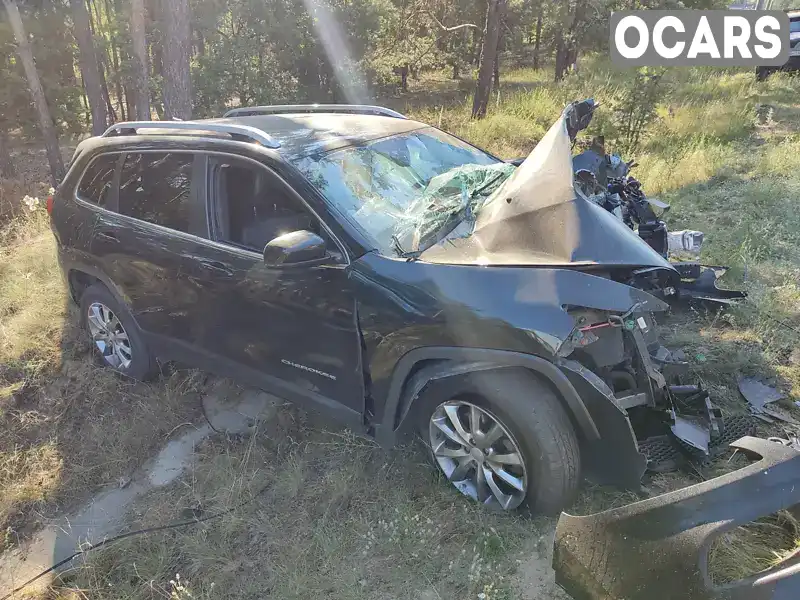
[211,157,319,252]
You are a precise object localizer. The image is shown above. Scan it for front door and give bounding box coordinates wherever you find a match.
[182,155,365,424]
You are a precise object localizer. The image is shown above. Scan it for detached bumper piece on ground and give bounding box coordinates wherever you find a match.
[553,436,800,600]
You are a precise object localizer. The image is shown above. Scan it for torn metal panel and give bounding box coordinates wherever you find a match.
[419,101,676,272]
[739,377,785,411]
[553,436,800,600]
[674,263,748,305]
[615,392,649,410]
[738,377,800,426]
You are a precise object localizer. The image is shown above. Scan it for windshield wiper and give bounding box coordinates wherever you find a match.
[470,170,510,198]
[392,235,423,260]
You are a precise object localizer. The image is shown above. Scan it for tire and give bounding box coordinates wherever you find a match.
[755,67,771,82]
[79,283,157,381]
[419,369,581,515]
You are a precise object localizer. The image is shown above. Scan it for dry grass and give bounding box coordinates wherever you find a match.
[3,60,800,597]
[709,510,800,585]
[58,415,545,600]
[0,216,206,548]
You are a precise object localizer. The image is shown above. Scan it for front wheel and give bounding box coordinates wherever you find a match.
[421,369,581,515]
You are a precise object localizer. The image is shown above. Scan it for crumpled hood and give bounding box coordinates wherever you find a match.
[420,103,675,272]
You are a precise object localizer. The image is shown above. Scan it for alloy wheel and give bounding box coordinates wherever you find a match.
[429,400,528,510]
[87,302,133,370]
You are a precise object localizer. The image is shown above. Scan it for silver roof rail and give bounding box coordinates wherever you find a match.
[101,120,281,148]
[223,104,407,120]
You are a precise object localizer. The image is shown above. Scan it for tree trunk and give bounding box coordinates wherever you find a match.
[493,25,502,90]
[533,10,543,70]
[555,0,586,81]
[0,126,15,178]
[3,0,64,184]
[110,40,126,120]
[554,30,569,81]
[161,0,192,120]
[471,0,505,119]
[148,0,165,117]
[70,0,107,135]
[195,29,205,57]
[85,0,117,122]
[98,57,117,122]
[102,0,126,120]
[124,85,136,120]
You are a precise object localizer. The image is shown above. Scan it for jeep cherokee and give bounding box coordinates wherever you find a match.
[50,102,716,514]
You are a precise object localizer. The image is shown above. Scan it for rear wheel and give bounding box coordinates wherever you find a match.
[79,284,157,380]
[421,369,581,515]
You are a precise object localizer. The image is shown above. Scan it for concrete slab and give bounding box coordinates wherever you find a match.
[201,380,282,435]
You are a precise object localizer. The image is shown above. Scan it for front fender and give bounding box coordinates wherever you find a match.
[374,347,647,490]
[353,252,668,419]
[374,347,600,447]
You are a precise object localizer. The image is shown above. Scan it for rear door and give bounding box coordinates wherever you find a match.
[182,154,366,422]
[88,151,210,345]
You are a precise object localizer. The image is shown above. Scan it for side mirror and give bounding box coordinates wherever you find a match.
[263,230,328,266]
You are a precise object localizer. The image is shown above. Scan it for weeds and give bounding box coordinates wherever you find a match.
[609,67,666,154]
[2,59,800,598]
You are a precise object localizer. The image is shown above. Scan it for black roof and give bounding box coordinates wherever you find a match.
[205,113,427,160]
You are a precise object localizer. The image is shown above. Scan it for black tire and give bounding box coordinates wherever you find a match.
[79,283,157,381]
[419,368,581,516]
[755,67,771,82]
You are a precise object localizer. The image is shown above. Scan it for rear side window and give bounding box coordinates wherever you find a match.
[118,153,194,233]
[77,154,119,207]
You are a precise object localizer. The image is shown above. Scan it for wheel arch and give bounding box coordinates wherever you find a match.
[375,347,601,448]
[67,266,127,308]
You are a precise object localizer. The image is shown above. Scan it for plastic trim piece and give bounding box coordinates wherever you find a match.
[375,347,600,447]
[553,436,800,600]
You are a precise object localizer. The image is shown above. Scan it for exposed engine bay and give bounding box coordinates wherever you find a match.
[561,298,750,473]
[570,102,747,306]
[516,99,750,472]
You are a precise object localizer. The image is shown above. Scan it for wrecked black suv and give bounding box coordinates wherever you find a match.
[51,102,717,514]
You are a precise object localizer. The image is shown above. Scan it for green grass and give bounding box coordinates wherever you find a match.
[3,59,800,597]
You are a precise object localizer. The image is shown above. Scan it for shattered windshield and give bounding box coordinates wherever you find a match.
[293,127,509,255]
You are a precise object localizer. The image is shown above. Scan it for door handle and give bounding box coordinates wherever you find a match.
[200,260,233,275]
[95,231,119,243]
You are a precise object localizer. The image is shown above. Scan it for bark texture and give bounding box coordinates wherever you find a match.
[471,0,505,119]
[3,0,65,183]
[70,0,107,134]
[161,0,192,120]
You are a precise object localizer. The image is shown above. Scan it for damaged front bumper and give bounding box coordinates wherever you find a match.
[557,299,737,486]
[553,436,800,600]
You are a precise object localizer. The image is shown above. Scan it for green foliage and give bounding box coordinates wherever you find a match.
[0,0,753,139]
[1,2,84,138]
[608,66,667,155]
